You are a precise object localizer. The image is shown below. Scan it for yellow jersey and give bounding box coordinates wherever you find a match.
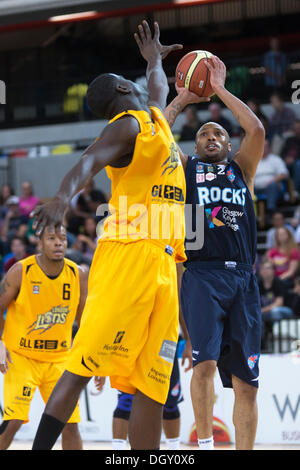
[3,255,80,362]
[100,106,186,262]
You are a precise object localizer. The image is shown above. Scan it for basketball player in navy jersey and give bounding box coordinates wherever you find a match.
[165,56,265,450]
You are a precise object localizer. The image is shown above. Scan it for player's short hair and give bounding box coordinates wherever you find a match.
[86,73,118,118]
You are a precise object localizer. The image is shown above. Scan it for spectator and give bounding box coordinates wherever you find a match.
[254,139,289,212]
[258,259,293,350]
[0,184,15,233]
[65,216,98,265]
[266,211,295,249]
[3,236,30,273]
[285,276,300,316]
[263,37,289,95]
[66,179,107,235]
[74,216,97,262]
[246,98,270,138]
[0,196,28,248]
[281,120,300,193]
[267,227,300,288]
[269,92,296,138]
[207,102,233,136]
[259,259,293,320]
[19,181,40,218]
[179,105,201,141]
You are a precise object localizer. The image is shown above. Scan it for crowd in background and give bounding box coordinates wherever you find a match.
[0,37,299,352]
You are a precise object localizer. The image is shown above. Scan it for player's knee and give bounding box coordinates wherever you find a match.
[113,407,131,421]
[193,360,217,381]
[62,422,80,438]
[232,375,258,402]
[0,419,22,436]
[163,405,180,421]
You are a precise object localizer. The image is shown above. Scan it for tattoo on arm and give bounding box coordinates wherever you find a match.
[167,102,183,128]
[0,278,9,297]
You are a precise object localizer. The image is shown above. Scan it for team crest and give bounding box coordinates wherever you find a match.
[248,354,259,370]
[161,143,181,176]
[226,167,235,182]
[33,285,39,294]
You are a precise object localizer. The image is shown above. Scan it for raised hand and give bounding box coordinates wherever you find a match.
[134,20,183,62]
[175,84,211,105]
[205,55,226,91]
[30,196,67,236]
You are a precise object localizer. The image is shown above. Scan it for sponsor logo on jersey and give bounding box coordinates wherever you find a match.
[114,331,125,344]
[151,184,184,202]
[205,172,216,182]
[27,305,70,334]
[196,163,204,173]
[248,354,260,370]
[196,173,205,183]
[205,206,225,228]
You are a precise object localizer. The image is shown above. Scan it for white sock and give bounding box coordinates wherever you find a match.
[198,436,214,450]
[166,437,180,450]
[112,438,127,450]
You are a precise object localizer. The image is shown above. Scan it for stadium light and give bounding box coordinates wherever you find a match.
[49,11,98,23]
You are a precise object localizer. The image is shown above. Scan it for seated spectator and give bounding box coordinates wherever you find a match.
[207,102,233,136]
[19,181,40,218]
[0,196,28,250]
[269,92,296,138]
[66,216,98,265]
[266,211,295,249]
[281,120,300,193]
[246,98,270,138]
[258,259,293,350]
[259,260,293,321]
[262,37,288,95]
[254,139,289,212]
[179,105,201,141]
[285,276,300,316]
[3,236,30,273]
[66,179,107,235]
[267,227,300,288]
[0,184,15,231]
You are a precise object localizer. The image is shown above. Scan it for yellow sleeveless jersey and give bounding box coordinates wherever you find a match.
[100,106,186,262]
[3,255,80,362]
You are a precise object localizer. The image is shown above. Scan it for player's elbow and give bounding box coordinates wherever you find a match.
[251,121,265,139]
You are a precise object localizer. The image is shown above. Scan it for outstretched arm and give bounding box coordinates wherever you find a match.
[31,115,140,235]
[205,56,265,193]
[134,20,182,111]
[165,86,210,169]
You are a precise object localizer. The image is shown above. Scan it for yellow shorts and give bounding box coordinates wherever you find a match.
[3,351,80,423]
[66,240,179,405]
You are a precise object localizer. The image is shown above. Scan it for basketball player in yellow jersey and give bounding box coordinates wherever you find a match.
[0,225,88,449]
[31,21,185,450]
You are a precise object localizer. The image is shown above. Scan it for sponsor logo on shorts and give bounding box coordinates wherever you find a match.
[159,340,176,364]
[147,367,170,385]
[114,331,125,344]
[248,354,260,370]
[23,386,32,397]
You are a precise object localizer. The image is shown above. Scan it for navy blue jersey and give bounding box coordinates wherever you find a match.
[185,157,257,265]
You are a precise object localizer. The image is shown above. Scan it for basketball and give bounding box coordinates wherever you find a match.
[175,50,215,97]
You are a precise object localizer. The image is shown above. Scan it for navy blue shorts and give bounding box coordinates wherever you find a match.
[181,262,261,388]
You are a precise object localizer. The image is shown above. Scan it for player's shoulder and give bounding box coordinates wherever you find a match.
[63,257,80,276]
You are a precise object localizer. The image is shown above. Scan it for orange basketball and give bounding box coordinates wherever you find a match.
[175,50,215,97]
